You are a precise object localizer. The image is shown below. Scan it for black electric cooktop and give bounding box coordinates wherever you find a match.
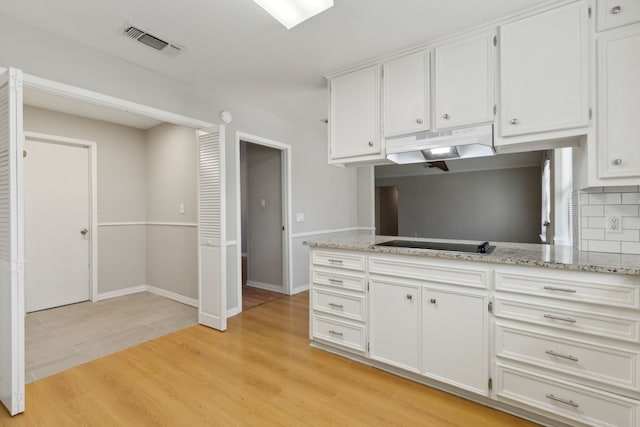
[375,240,495,254]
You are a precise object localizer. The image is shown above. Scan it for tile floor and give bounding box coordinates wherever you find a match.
[26,292,197,382]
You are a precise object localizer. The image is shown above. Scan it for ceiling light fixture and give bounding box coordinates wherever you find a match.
[253,0,334,29]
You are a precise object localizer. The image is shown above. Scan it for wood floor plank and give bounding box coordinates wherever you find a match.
[1,292,540,426]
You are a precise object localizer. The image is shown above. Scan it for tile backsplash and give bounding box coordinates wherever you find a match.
[575,186,640,254]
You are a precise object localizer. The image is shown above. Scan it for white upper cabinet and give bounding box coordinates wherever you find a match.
[329,65,382,162]
[597,25,640,178]
[499,1,589,137]
[383,51,430,138]
[597,0,640,31]
[434,31,495,130]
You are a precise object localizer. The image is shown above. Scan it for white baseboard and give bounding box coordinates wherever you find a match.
[291,284,309,295]
[96,285,198,308]
[96,285,147,301]
[246,280,285,294]
[146,285,198,307]
[227,307,240,318]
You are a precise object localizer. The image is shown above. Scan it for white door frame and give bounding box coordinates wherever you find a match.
[235,131,293,313]
[24,131,98,303]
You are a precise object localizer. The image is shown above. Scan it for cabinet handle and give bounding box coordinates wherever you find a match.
[406,294,413,300]
[510,118,519,125]
[611,5,622,14]
[368,141,374,147]
[328,278,343,284]
[543,314,576,323]
[442,113,450,120]
[416,118,423,124]
[545,394,579,408]
[328,302,344,309]
[543,286,576,293]
[328,259,343,264]
[613,159,622,166]
[328,330,343,337]
[430,298,436,304]
[545,350,579,362]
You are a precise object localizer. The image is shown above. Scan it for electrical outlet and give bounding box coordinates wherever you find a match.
[607,215,622,233]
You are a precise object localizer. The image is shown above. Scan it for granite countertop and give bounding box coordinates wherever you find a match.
[304,231,640,276]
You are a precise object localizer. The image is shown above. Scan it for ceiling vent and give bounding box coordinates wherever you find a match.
[121,24,184,57]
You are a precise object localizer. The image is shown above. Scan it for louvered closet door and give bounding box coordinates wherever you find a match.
[197,127,226,331]
[0,68,25,416]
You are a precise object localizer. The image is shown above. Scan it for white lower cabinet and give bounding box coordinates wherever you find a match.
[308,248,640,426]
[369,277,420,372]
[422,286,488,395]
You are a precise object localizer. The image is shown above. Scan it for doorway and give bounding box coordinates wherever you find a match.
[24,133,97,312]
[236,132,292,313]
[375,185,399,236]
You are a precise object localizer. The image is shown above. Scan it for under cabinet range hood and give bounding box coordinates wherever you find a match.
[386,124,494,164]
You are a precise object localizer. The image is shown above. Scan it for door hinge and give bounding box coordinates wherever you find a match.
[381,68,384,79]
[493,35,497,47]
[367,281,370,291]
[588,7,592,18]
[367,342,370,352]
[589,108,593,120]
[488,377,493,390]
[493,105,497,116]
[282,225,285,231]
[488,301,493,313]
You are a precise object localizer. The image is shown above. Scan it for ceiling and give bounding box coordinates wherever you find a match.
[1,0,548,130]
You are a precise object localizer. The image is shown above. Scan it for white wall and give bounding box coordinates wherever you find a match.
[23,105,148,293]
[1,15,359,311]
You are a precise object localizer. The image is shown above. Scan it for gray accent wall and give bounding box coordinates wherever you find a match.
[376,167,542,243]
[145,123,198,299]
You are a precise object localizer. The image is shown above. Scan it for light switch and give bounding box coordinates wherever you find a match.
[296,213,305,222]
[180,202,185,214]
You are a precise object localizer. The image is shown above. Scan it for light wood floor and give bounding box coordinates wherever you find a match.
[243,285,285,310]
[2,292,538,426]
[26,292,196,382]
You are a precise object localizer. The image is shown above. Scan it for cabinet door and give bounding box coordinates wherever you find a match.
[329,65,381,161]
[369,278,420,372]
[499,2,589,137]
[422,287,488,395]
[597,26,640,178]
[434,31,495,130]
[383,51,430,137]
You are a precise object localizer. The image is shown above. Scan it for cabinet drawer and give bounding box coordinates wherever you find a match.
[369,256,487,289]
[312,315,366,353]
[495,298,640,342]
[496,326,640,391]
[495,271,640,309]
[497,364,639,427]
[313,251,365,272]
[313,288,366,322]
[597,0,640,31]
[312,268,366,292]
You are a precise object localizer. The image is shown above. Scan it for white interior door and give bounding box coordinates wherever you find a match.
[197,127,226,331]
[0,67,25,416]
[24,138,90,312]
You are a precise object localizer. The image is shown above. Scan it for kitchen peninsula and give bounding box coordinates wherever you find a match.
[305,231,640,427]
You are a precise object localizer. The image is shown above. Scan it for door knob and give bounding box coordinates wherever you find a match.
[416,118,423,124]
[442,113,450,120]
[80,228,89,235]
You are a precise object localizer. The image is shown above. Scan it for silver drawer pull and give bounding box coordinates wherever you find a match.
[328,259,343,264]
[545,394,579,408]
[543,286,577,293]
[328,330,343,337]
[328,278,343,284]
[328,303,344,309]
[545,350,578,362]
[543,314,577,323]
